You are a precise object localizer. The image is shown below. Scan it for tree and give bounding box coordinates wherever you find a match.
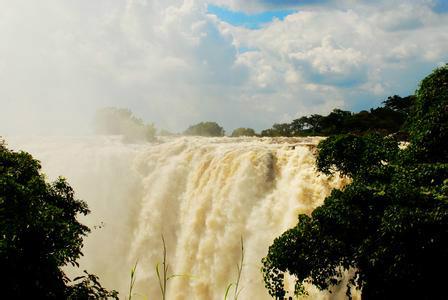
[261,96,413,137]
[319,109,352,135]
[0,142,117,299]
[260,128,281,137]
[183,121,225,137]
[260,123,292,137]
[262,65,448,299]
[289,117,308,136]
[407,66,448,162]
[94,107,156,142]
[231,127,257,137]
[383,95,414,116]
[306,114,325,135]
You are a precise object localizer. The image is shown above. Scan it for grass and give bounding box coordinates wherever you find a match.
[224,237,245,300]
[127,261,138,300]
[126,235,245,300]
[155,235,169,300]
[155,235,193,300]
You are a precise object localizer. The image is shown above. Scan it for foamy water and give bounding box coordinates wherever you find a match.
[7,136,358,299]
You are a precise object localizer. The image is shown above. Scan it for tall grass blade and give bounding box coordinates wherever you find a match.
[233,237,244,300]
[224,283,235,300]
[128,260,138,300]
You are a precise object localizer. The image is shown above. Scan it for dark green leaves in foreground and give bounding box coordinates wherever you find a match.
[0,142,117,299]
[262,65,448,299]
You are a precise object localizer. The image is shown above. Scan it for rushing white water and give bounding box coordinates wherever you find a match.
[7,136,358,300]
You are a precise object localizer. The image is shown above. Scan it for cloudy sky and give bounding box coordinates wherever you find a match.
[1,0,447,135]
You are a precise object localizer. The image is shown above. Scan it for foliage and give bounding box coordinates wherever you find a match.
[262,65,448,299]
[0,143,117,299]
[260,96,413,138]
[231,127,257,137]
[184,121,225,137]
[68,271,119,299]
[316,133,398,178]
[407,66,448,163]
[383,95,415,116]
[94,107,156,142]
[127,261,138,300]
[155,235,192,300]
[224,237,244,300]
[260,127,282,137]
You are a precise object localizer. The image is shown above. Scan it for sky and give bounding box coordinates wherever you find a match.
[0,0,447,135]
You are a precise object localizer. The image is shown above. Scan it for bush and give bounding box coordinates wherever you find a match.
[183,122,225,137]
[0,142,117,299]
[231,128,257,137]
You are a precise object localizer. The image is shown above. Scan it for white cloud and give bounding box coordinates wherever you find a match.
[0,0,447,136]
[215,0,448,108]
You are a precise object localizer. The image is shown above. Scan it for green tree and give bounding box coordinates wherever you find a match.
[262,65,448,299]
[319,109,352,135]
[383,95,414,116]
[183,121,225,137]
[94,107,156,142]
[0,142,117,299]
[260,128,281,137]
[407,66,448,162]
[260,123,292,137]
[231,127,257,137]
[289,117,308,136]
[262,95,413,137]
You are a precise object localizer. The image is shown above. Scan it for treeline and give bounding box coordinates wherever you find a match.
[93,110,253,139]
[260,95,414,138]
[95,95,414,141]
[93,109,228,140]
[165,95,415,138]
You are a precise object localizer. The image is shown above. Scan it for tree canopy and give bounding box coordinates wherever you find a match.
[260,96,414,138]
[231,127,257,137]
[0,141,117,299]
[262,65,448,299]
[183,121,225,137]
[94,107,156,142]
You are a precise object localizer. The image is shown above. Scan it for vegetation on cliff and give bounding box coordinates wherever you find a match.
[262,65,448,299]
[0,141,117,299]
[260,95,414,138]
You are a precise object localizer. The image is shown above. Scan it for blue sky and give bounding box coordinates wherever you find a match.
[207,5,295,29]
[434,0,448,13]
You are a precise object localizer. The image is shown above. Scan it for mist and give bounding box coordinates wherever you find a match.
[2,0,447,137]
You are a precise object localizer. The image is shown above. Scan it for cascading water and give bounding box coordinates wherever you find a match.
[7,136,358,299]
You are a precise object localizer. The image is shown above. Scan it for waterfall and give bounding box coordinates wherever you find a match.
[7,136,357,299]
